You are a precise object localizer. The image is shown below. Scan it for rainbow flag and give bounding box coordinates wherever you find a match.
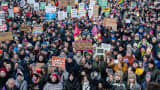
[117,0,123,5]
[91,25,102,40]
[74,23,81,41]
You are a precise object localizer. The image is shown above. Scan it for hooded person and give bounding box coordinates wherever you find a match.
[29,73,42,90]
[43,73,63,90]
[15,72,28,90]
[127,73,141,90]
[64,73,80,90]
[0,68,8,89]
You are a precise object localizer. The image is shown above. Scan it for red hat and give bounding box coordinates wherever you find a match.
[51,73,58,79]
[0,68,8,73]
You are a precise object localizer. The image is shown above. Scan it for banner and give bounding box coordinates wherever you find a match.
[71,9,77,18]
[73,40,93,50]
[32,25,43,34]
[93,5,99,17]
[40,2,46,9]
[13,7,20,13]
[0,32,13,41]
[1,2,8,11]
[45,13,56,20]
[0,24,7,31]
[52,56,65,68]
[103,18,117,31]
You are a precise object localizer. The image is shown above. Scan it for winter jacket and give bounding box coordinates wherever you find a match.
[43,82,63,90]
[64,78,80,90]
[109,61,128,73]
[145,66,159,81]
[92,60,106,72]
[123,55,136,65]
[127,83,141,90]
[15,80,28,90]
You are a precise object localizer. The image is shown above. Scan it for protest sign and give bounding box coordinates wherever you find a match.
[0,11,5,20]
[58,11,65,20]
[103,18,117,31]
[71,9,78,18]
[34,3,39,11]
[1,2,8,11]
[0,24,7,31]
[19,24,30,31]
[13,7,20,13]
[68,0,75,6]
[8,9,14,17]
[67,6,72,13]
[45,6,56,13]
[45,6,56,20]
[102,43,111,51]
[93,5,99,17]
[73,40,93,50]
[32,25,43,34]
[96,47,105,58]
[98,0,108,7]
[40,2,46,10]
[52,56,65,68]
[0,19,2,25]
[0,32,13,41]
[59,0,68,8]
[20,0,25,7]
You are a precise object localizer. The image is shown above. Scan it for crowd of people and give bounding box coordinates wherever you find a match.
[0,0,160,90]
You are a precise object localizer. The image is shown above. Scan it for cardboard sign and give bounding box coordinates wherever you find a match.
[103,18,117,31]
[73,40,93,50]
[0,32,13,41]
[52,56,65,68]
[71,9,78,18]
[20,24,30,31]
[59,0,68,8]
[93,5,99,17]
[68,0,75,6]
[13,7,20,13]
[33,25,43,34]
[1,2,8,11]
[0,24,7,31]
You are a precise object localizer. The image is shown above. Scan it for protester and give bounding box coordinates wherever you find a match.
[0,0,160,90]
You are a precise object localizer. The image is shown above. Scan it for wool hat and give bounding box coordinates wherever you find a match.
[0,68,8,73]
[51,73,58,79]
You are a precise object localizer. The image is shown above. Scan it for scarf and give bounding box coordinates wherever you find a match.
[32,77,40,84]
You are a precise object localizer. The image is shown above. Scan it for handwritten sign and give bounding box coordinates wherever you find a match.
[103,18,117,31]
[52,56,65,68]
[93,5,99,17]
[73,40,93,50]
[0,32,13,41]
[19,24,30,31]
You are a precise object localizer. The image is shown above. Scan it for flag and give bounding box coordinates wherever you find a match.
[91,25,103,40]
[91,25,98,37]
[117,0,123,5]
[74,23,80,41]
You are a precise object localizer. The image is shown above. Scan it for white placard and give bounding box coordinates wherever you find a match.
[71,9,77,18]
[20,0,26,7]
[45,6,56,13]
[102,43,111,51]
[34,3,39,11]
[8,9,14,18]
[58,11,64,20]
